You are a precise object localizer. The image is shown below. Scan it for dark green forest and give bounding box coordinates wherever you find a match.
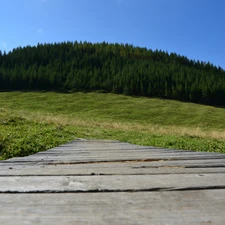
[0,41,225,105]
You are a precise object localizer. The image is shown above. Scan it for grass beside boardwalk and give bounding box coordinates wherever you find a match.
[0,91,225,160]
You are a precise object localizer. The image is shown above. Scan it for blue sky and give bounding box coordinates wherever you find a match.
[1,0,225,68]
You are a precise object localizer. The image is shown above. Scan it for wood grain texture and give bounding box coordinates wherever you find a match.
[0,190,225,225]
[1,163,225,176]
[0,139,225,224]
[0,174,225,193]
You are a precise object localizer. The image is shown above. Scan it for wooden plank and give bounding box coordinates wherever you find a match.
[1,158,225,167]
[32,150,224,157]
[0,190,225,225]
[0,163,225,176]
[4,152,225,164]
[0,174,225,192]
[15,147,225,156]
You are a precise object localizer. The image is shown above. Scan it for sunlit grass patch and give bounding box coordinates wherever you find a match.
[0,91,225,160]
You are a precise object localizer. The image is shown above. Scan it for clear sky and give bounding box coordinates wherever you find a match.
[1,0,225,68]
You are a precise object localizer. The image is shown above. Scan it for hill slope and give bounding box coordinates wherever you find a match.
[1,41,225,105]
[0,92,225,160]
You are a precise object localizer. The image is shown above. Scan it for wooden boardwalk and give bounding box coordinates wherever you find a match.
[0,139,225,224]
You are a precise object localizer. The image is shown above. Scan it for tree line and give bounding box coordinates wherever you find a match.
[0,41,225,105]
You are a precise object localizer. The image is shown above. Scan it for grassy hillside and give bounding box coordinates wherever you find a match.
[0,91,225,160]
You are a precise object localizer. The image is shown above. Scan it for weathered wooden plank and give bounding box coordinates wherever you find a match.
[4,153,225,165]
[1,167,225,176]
[0,163,225,176]
[31,150,195,157]
[32,150,224,157]
[2,153,225,175]
[1,190,225,225]
[20,147,225,156]
[1,158,225,167]
[8,148,221,156]
[0,174,225,192]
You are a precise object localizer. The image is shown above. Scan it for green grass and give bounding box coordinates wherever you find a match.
[0,91,225,160]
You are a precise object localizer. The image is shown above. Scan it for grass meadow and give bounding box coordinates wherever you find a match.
[0,91,225,160]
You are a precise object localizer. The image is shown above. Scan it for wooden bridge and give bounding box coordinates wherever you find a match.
[0,139,225,224]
